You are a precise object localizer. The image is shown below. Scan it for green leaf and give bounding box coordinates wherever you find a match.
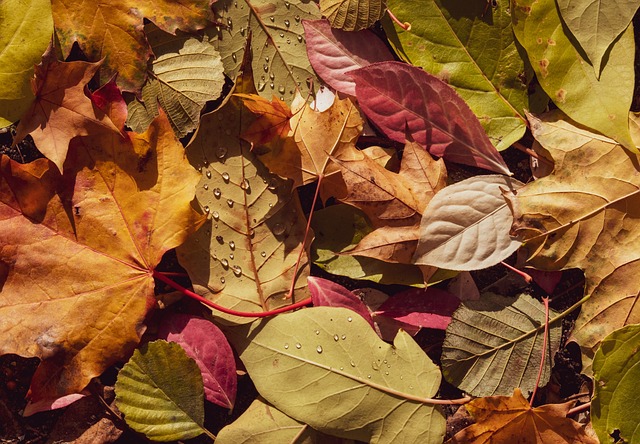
[0,0,53,127]
[557,0,640,75]
[442,293,561,397]
[115,340,210,442]
[512,0,636,150]
[320,0,387,31]
[126,24,225,137]
[311,204,426,287]
[230,306,445,443]
[212,0,321,104]
[592,324,640,443]
[383,0,528,151]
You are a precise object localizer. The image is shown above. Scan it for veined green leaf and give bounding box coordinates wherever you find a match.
[383,0,528,150]
[442,293,561,397]
[115,340,210,442]
[320,0,387,31]
[0,0,53,127]
[230,307,445,443]
[512,0,636,150]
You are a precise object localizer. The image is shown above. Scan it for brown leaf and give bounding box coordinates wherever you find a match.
[13,46,120,173]
[0,104,202,403]
[236,94,293,145]
[448,389,597,443]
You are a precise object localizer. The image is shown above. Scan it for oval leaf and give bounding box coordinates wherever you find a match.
[157,314,237,409]
[350,61,511,174]
[308,276,374,327]
[229,306,445,443]
[412,175,523,270]
[115,340,209,442]
[375,287,460,331]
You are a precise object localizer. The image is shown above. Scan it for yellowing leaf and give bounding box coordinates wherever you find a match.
[12,46,120,173]
[0,109,202,404]
[507,111,640,372]
[52,0,215,91]
[229,306,445,443]
[448,388,597,443]
[320,0,387,31]
[236,93,293,145]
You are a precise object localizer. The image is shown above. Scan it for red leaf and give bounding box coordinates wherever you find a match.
[308,276,374,328]
[303,19,394,96]
[527,269,563,294]
[157,314,237,409]
[349,61,511,175]
[374,288,460,330]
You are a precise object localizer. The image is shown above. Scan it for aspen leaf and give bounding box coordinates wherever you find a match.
[448,388,597,443]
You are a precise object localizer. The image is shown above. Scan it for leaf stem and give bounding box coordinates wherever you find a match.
[500,261,533,283]
[153,270,312,318]
[530,296,549,406]
[566,401,591,416]
[387,9,411,31]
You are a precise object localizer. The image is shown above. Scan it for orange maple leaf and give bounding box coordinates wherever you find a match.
[236,94,294,145]
[0,99,202,404]
[13,45,120,173]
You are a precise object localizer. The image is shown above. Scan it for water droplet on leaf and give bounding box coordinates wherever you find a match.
[273,223,285,235]
[227,199,234,207]
[333,334,339,341]
[221,258,229,267]
[212,211,219,220]
[316,345,323,354]
[229,241,235,250]
[214,188,221,198]
[284,19,290,27]
[260,251,266,257]
[233,265,242,277]
[295,343,302,349]
[222,172,230,182]
[216,146,227,159]
[206,170,212,179]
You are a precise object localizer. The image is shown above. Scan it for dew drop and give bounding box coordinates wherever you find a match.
[294,14,301,22]
[216,235,223,243]
[260,251,266,257]
[233,265,242,277]
[350,361,356,367]
[286,38,291,44]
[347,316,353,322]
[220,277,225,284]
[229,253,234,260]
[249,229,255,237]
[203,158,209,167]
[221,258,229,267]
[340,366,344,371]
[269,73,275,81]
[314,329,320,335]
[284,19,290,27]
[203,205,210,213]
[297,35,303,43]
[269,16,275,22]
[367,375,372,379]
[279,32,284,38]
[227,199,234,207]
[284,1,290,7]
[273,223,285,235]
[222,172,230,182]
[278,85,285,94]
[410,385,414,390]
[284,343,289,349]
[265,56,270,62]
[240,179,250,190]
[240,27,245,35]
[206,170,212,179]
[203,184,209,190]
[232,52,237,61]
[316,345,323,354]
[269,82,275,89]
[333,334,339,341]
[341,335,346,340]
[295,343,302,349]
[227,17,232,26]
[385,371,389,375]
[214,188,221,198]
[229,241,235,250]
[263,63,269,72]
[257,81,266,91]
[216,146,228,159]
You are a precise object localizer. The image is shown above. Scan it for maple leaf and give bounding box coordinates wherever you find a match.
[236,94,294,146]
[448,388,597,443]
[335,140,447,263]
[0,98,202,403]
[507,110,640,373]
[13,46,120,173]
[51,0,215,92]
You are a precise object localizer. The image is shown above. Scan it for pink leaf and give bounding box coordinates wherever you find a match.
[308,276,375,328]
[157,314,237,409]
[527,269,563,294]
[23,393,86,416]
[374,287,460,330]
[90,78,128,131]
[350,61,511,175]
[303,19,394,96]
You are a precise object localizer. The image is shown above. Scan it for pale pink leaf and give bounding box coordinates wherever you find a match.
[157,314,237,409]
[350,61,511,174]
[23,393,86,416]
[303,19,394,96]
[308,276,374,327]
[374,288,460,330]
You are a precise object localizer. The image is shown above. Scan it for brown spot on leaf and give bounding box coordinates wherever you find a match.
[539,59,550,78]
[547,38,556,45]
[555,89,567,103]
[537,37,543,44]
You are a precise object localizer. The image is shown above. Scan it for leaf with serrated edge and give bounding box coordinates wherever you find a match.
[512,0,635,150]
[0,0,53,127]
[557,0,640,75]
[212,0,321,104]
[127,24,225,137]
[442,293,561,397]
[383,0,528,151]
[319,0,386,32]
[507,111,640,373]
[115,340,208,442]
[351,61,511,174]
[177,94,309,324]
[592,324,640,443]
[303,19,394,96]
[229,306,445,443]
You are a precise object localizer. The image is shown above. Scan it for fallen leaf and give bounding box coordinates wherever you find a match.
[115,340,209,441]
[308,276,374,328]
[236,93,293,146]
[157,314,237,409]
[448,388,597,443]
[383,0,528,150]
[303,19,394,96]
[229,306,446,443]
[442,293,561,397]
[0,0,53,127]
[12,46,120,173]
[52,0,215,91]
[412,175,523,271]
[0,107,202,404]
[350,61,511,174]
[319,0,386,32]
[506,111,640,372]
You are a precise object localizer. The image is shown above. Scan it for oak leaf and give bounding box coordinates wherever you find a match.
[0,103,202,404]
[448,388,597,443]
[13,46,120,173]
[507,111,640,372]
[52,0,215,91]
